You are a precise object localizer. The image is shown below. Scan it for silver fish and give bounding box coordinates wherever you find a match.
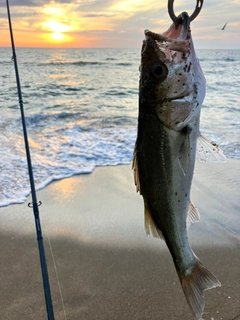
[133,12,222,320]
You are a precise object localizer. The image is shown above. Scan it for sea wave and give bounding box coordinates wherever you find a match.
[38,60,133,67]
[0,47,239,207]
[0,124,136,207]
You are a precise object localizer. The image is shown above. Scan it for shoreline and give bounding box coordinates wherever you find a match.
[0,159,239,319]
[1,156,239,210]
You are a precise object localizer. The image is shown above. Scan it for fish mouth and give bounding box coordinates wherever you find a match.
[166,11,191,41]
[140,13,193,71]
[143,12,191,56]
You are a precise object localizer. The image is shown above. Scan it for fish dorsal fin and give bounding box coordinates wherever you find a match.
[196,134,227,163]
[144,201,164,240]
[132,145,141,193]
[187,201,200,229]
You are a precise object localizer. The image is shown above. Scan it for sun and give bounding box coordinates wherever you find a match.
[51,32,65,41]
[40,19,73,43]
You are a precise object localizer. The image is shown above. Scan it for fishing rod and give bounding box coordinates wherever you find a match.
[6,1,55,319]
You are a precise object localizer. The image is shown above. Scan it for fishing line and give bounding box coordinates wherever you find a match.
[6,0,55,319]
[47,236,67,320]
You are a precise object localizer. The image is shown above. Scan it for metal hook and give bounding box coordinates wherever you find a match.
[168,0,204,28]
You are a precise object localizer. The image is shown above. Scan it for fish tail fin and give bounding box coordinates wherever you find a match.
[177,257,221,320]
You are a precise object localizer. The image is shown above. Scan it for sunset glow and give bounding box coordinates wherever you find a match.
[0,0,239,48]
[39,19,74,43]
[42,19,73,33]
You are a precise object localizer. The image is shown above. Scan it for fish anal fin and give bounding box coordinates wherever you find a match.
[132,144,141,193]
[144,201,164,240]
[196,134,227,163]
[187,201,200,229]
[177,258,221,319]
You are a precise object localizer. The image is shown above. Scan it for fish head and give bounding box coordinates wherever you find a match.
[139,15,205,131]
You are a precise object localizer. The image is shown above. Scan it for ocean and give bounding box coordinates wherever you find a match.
[0,47,239,207]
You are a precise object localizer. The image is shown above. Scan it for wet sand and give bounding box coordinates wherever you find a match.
[0,159,239,320]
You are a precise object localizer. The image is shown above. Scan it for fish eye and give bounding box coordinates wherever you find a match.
[152,63,168,81]
[154,65,163,76]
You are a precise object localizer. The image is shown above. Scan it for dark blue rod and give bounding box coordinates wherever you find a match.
[6,1,55,319]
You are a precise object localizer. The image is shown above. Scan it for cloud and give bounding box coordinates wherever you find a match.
[0,0,45,7]
[0,0,240,48]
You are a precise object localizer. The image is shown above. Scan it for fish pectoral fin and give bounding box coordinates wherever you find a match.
[196,134,227,163]
[186,201,200,229]
[132,144,141,193]
[144,201,164,240]
[177,257,221,319]
[178,126,191,176]
[178,152,187,176]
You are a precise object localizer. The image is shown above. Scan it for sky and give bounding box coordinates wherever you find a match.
[0,0,239,49]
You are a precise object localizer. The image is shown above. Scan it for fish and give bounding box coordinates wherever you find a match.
[133,13,225,320]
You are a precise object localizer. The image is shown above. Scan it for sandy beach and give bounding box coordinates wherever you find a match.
[0,159,239,320]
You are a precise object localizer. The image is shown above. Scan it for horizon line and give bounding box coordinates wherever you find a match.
[1,46,239,50]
